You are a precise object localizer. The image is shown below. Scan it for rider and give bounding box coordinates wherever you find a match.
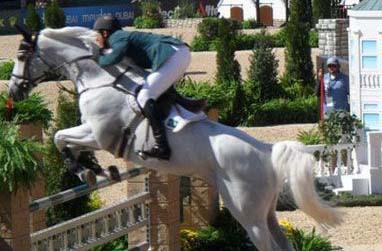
[93,15,191,160]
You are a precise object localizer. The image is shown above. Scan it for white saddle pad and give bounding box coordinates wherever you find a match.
[164,105,207,133]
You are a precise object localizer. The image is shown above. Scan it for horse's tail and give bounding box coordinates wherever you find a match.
[271,141,341,228]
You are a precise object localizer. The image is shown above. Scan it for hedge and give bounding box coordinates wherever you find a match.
[250,96,319,126]
[191,30,319,52]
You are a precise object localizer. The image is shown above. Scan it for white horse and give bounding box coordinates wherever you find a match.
[8,26,340,251]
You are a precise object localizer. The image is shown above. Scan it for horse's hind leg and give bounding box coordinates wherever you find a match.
[244,221,281,251]
[267,196,293,251]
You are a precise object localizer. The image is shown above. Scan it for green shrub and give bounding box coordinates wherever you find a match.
[134,16,163,28]
[285,0,315,88]
[197,17,220,41]
[319,111,362,145]
[297,128,322,145]
[182,207,255,251]
[279,77,315,100]
[190,35,211,51]
[176,79,227,110]
[0,121,44,192]
[25,3,42,32]
[0,92,52,128]
[134,0,163,28]
[272,28,288,47]
[181,207,339,251]
[44,0,66,28]
[176,79,244,126]
[190,27,315,52]
[242,19,260,29]
[313,0,332,24]
[309,31,319,48]
[330,192,382,207]
[287,228,339,251]
[249,96,319,126]
[0,60,14,80]
[246,36,279,103]
[215,18,241,84]
[92,235,128,251]
[173,0,196,19]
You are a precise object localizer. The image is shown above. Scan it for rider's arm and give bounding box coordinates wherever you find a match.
[98,38,129,67]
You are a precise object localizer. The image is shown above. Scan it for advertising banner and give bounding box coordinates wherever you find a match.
[19,4,135,28]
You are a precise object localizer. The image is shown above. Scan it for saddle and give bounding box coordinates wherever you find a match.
[114,77,207,119]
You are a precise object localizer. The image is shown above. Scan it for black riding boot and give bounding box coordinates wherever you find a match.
[141,99,171,160]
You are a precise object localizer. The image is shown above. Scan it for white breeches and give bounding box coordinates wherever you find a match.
[137,45,191,108]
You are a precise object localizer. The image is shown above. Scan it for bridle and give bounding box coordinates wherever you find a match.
[12,33,93,92]
[12,25,139,98]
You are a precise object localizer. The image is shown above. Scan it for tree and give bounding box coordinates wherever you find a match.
[44,0,66,28]
[215,18,241,85]
[25,3,42,32]
[255,0,260,25]
[312,0,331,24]
[247,35,279,103]
[214,18,245,126]
[285,0,314,89]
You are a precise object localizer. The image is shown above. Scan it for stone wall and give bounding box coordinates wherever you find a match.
[164,18,203,29]
[316,19,349,58]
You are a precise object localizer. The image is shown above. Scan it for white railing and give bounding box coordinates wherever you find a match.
[306,143,359,177]
[31,192,150,251]
[360,72,382,88]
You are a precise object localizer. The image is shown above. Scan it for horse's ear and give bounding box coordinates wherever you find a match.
[14,24,32,43]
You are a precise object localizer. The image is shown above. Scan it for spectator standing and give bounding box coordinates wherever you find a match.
[316,56,350,117]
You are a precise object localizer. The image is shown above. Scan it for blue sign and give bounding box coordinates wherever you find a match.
[63,5,135,28]
[21,4,135,28]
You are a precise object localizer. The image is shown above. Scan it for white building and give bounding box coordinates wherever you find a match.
[348,0,382,131]
[217,0,287,26]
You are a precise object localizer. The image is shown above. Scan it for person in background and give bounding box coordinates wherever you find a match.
[316,56,350,117]
[93,15,190,161]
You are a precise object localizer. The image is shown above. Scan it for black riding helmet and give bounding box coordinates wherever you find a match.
[93,15,122,33]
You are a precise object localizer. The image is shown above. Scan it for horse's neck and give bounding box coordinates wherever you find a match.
[67,60,116,91]
[65,58,146,95]
[39,35,146,94]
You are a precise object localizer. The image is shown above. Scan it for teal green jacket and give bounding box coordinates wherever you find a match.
[98,30,185,71]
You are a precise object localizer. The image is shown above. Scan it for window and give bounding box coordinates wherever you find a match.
[362,40,378,69]
[363,113,380,130]
[364,104,378,110]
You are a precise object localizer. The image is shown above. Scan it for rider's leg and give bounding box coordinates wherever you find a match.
[137,45,191,160]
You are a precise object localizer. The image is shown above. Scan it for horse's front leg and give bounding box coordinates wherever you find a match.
[54,123,120,185]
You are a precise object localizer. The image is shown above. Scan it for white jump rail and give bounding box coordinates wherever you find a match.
[31,192,150,251]
[30,166,151,251]
[306,143,358,177]
[30,167,149,212]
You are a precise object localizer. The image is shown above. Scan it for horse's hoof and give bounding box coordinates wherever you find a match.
[81,169,97,186]
[108,165,121,181]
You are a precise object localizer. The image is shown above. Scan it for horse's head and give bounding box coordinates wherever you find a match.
[8,25,51,101]
[9,26,98,101]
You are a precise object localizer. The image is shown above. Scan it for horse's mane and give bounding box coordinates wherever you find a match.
[40,27,98,50]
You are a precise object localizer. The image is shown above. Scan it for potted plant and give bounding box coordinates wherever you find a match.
[0,92,51,249]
